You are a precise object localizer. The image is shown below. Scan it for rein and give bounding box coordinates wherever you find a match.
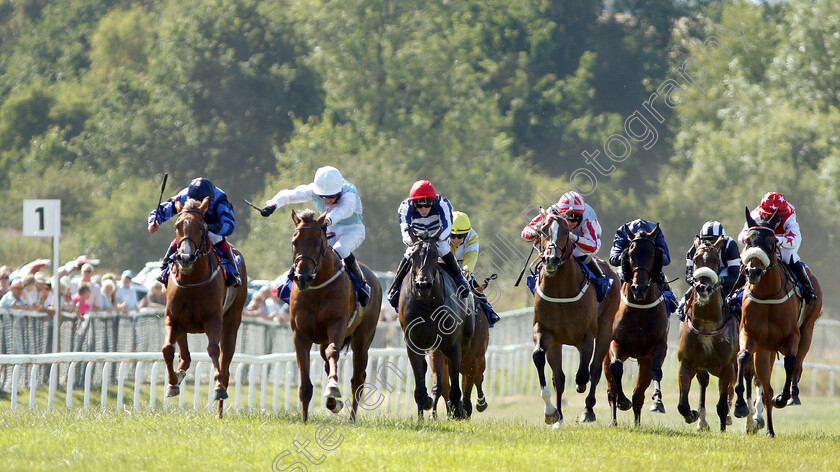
[172,208,220,288]
[292,225,332,288]
[741,234,794,303]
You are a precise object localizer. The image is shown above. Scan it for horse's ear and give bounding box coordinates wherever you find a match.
[173,200,183,213]
[316,211,328,227]
[714,235,726,249]
[650,222,661,239]
[432,226,443,240]
[745,206,757,228]
[623,225,635,240]
[693,235,702,249]
[767,208,781,228]
[291,209,300,226]
[199,197,210,214]
[539,206,547,219]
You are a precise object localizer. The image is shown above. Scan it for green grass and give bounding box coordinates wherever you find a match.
[1,393,839,471]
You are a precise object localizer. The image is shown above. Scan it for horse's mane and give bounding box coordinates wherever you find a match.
[297,209,319,224]
[183,198,202,211]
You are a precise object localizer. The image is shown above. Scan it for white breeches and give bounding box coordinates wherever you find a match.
[329,224,365,259]
[779,247,800,264]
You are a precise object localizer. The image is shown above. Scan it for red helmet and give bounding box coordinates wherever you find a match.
[557,191,585,215]
[759,192,790,216]
[409,180,437,200]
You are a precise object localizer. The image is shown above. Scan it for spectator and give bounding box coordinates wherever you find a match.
[260,286,282,319]
[0,266,11,298]
[35,274,55,316]
[73,263,101,311]
[21,274,39,309]
[0,278,26,308]
[100,279,122,313]
[140,281,166,309]
[115,270,139,312]
[244,292,270,319]
[71,285,92,318]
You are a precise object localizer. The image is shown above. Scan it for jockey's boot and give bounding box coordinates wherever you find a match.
[441,252,470,298]
[791,261,817,303]
[475,290,500,326]
[157,244,177,285]
[387,257,411,309]
[726,269,746,311]
[677,291,691,322]
[660,276,679,315]
[219,243,241,287]
[343,253,370,307]
[585,257,609,302]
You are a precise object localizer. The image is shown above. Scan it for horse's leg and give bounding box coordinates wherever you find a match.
[443,344,465,420]
[407,350,431,419]
[791,319,815,406]
[632,357,653,426]
[677,360,699,425]
[475,354,487,413]
[733,335,757,418]
[461,360,474,419]
[348,333,373,423]
[429,352,445,420]
[604,354,618,426]
[696,371,711,431]
[217,312,240,419]
[718,364,735,432]
[608,341,631,413]
[294,332,313,423]
[162,317,186,397]
[533,331,557,424]
[203,318,225,402]
[649,348,666,414]
[575,333,594,394]
[580,317,611,423]
[545,342,564,427]
[754,350,776,438]
[442,358,452,418]
[772,334,799,409]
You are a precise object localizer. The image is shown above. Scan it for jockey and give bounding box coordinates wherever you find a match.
[677,220,741,321]
[733,191,816,303]
[387,180,470,308]
[608,219,679,315]
[521,191,611,302]
[259,166,371,306]
[148,177,241,287]
[450,211,501,326]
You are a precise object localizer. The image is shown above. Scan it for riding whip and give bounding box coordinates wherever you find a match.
[155,173,168,223]
[514,245,536,287]
[242,198,263,212]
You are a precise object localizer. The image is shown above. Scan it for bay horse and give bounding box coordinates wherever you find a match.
[677,235,738,431]
[399,227,473,420]
[531,211,618,426]
[604,223,669,426]
[733,208,822,437]
[162,197,247,419]
[429,279,490,419]
[288,210,381,423]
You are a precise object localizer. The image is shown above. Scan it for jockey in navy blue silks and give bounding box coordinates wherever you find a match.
[609,219,678,315]
[386,179,470,309]
[147,177,241,287]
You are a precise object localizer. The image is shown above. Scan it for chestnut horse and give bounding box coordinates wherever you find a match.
[288,210,381,423]
[531,212,618,426]
[162,197,247,418]
[604,224,669,426]
[733,208,822,437]
[429,280,490,419]
[399,227,474,420]
[677,236,738,431]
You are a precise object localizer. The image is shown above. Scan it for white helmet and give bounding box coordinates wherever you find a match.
[312,166,343,196]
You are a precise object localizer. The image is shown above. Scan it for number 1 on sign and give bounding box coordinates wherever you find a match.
[35,207,45,231]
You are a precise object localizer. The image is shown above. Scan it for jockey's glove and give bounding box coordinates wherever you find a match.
[325,217,332,227]
[260,204,276,217]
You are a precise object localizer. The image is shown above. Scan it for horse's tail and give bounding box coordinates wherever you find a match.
[341,336,351,354]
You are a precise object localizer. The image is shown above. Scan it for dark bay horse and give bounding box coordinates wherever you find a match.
[733,208,822,437]
[399,227,473,420]
[162,197,247,418]
[288,210,381,423]
[604,224,669,426]
[531,212,618,426]
[677,236,738,431]
[429,298,488,419]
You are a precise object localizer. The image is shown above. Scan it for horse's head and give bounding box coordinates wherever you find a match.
[742,206,780,285]
[692,235,724,303]
[291,209,328,290]
[407,225,441,297]
[173,197,211,272]
[537,209,572,276]
[623,223,663,300]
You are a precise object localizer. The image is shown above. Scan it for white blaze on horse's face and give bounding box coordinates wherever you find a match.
[692,266,719,303]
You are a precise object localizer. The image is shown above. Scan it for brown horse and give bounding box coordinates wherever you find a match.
[604,223,669,426]
[162,197,247,419]
[733,208,822,437]
[531,212,619,426]
[288,210,381,423]
[429,282,490,419]
[677,236,738,431]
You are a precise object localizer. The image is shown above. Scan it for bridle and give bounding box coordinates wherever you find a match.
[292,225,328,284]
[742,226,779,279]
[175,209,211,262]
[627,236,657,283]
[539,216,571,267]
[690,242,723,292]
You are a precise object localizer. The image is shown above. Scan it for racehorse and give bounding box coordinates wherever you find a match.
[429,277,491,419]
[733,208,822,437]
[531,211,618,426]
[677,236,738,431]
[399,227,473,420]
[288,210,381,423]
[162,197,247,419]
[604,223,669,426]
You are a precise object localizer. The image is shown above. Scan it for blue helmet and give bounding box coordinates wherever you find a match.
[187,177,215,203]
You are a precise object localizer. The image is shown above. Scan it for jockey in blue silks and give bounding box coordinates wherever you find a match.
[148,177,241,287]
[609,219,678,315]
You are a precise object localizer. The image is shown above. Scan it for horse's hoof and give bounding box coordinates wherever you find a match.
[545,409,560,425]
[697,420,710,432]
[685,410,699,424]
[176,369,187,384]
[772,394,788,408]
[787,395,801,406]
[328,399,344,414]
[323,385,342,399]
[765,430,775,439]
[166,385,180,397]
[726,414,733,426]
[475,396,488,413]
[578,409,596,423]
[552,419,563,429]
[423,396,433,411]
[214,388,228,401]
[755,417,765,430]
[576,383,586,394]
[617,397,632,411]
[453,405,466,420]
[650,400,666,414]
[733,402,749,418]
